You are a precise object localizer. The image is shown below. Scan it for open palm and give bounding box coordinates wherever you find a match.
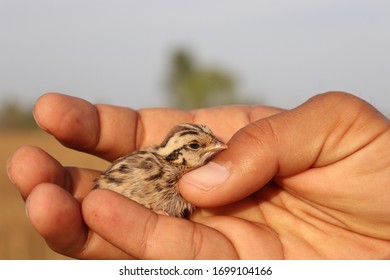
[7,92,390,259]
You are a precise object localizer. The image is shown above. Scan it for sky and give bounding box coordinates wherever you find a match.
[1,0,389,115]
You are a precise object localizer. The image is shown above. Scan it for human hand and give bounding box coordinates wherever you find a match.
[180,92,390,259]
[7,92,390,259]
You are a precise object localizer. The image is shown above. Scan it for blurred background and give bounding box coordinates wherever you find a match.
[1,0,389,259]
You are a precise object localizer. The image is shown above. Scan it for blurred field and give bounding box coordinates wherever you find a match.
[0,129,108,259]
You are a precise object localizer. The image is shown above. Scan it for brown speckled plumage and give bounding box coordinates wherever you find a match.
[92,123,227,218]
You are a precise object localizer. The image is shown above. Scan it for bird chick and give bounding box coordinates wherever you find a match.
[92,123,227,218]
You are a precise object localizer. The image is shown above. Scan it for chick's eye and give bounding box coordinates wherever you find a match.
[188,142,200,150]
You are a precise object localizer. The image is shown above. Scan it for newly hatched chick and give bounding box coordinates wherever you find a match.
[92,123,227,218]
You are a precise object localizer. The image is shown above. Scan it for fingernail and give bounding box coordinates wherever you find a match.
[182,161,230,190]
[6,156,15,185]
[32,109,46,131]
[25,196,31,219]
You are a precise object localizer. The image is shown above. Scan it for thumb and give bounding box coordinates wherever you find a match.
[179,92,383,207]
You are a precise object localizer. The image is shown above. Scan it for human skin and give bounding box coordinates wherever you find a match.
[6,91,390,259]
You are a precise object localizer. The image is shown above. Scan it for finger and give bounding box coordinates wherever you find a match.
[27,183,131,259]
[33,93,139,161]
[7,146,67,199]
[82,189,239,259]
[26,183,87,255]
[33,93,191,161]
[180,92,389,207]
[7,146,100,200]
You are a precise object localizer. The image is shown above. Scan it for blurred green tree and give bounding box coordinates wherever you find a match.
[166,49,241,109]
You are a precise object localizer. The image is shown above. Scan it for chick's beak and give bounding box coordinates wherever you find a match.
[209,140,228,153]
[201,140,228,163]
